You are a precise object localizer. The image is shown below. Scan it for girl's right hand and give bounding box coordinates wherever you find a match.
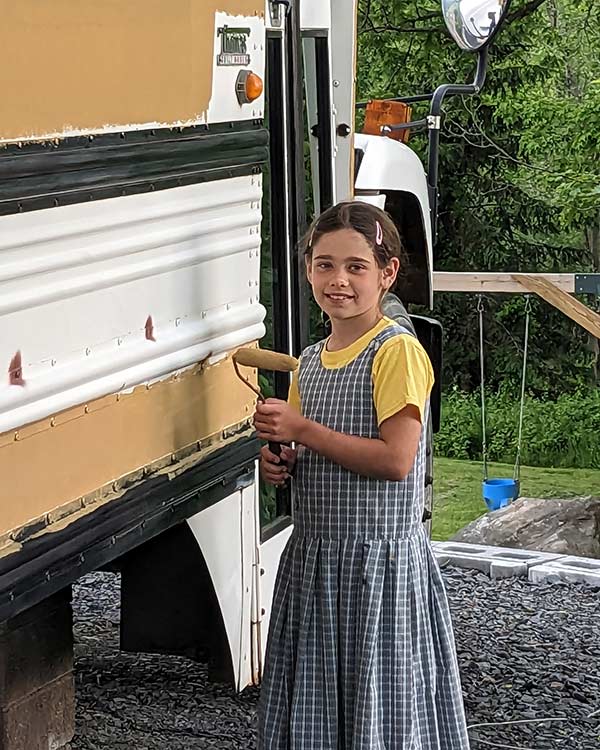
[260,444,297,486]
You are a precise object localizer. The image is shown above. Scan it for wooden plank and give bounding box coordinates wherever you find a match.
[513,275,600,339]
[433,272,576,294]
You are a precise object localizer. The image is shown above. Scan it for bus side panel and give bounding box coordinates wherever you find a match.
[0,176,265,539]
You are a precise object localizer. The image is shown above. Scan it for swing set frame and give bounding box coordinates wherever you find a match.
[435,270,600,510]
[433,272,600,340]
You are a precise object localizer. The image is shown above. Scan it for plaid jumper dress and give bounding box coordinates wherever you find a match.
[257,323,470,750]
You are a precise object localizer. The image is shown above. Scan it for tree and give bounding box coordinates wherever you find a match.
[357,0,600,395]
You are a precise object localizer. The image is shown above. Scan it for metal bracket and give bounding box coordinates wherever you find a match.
[380,118,428,134]
[575,274,600,296]
[427,115,441,130]
[269,0,290,27]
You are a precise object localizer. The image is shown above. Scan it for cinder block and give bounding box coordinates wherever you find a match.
[434,541,600,587]
[433,542,489,556]
[529,557,600,587]
[433,554,450,568]
[486,547,563,566]
[432,542,564,579]
[490,560,528,579]
[553,556,600,572]
[433,549,493,574]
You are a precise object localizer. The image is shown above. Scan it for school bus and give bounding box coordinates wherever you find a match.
[0,0,508,746]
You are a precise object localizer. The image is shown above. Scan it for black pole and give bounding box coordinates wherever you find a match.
[286,0,310,355]
[356,93,434,109]
[427,47,488,244]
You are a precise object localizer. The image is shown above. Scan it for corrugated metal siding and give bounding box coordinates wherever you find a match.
[0,175,266,433]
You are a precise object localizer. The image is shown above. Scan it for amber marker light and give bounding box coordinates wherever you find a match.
[236,70,264,105]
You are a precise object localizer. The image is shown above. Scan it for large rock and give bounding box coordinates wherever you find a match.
[452,496,600,558]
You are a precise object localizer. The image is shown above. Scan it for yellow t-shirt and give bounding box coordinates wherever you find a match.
[288,317,434,425]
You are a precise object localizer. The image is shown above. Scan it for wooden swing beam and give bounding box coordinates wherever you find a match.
[513,275,600,340]
[432,271,600,339]
[433,271,580,294]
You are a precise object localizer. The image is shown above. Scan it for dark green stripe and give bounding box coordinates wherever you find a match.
[0,121,268,216]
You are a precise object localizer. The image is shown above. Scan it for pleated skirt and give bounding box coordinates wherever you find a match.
[257,529,470,750]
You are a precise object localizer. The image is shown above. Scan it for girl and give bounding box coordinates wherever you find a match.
[254,201,470,749]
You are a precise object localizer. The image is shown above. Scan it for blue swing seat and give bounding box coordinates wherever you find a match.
[482,478,519,511]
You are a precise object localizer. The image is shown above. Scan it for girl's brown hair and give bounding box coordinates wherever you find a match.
[302,201,407,270]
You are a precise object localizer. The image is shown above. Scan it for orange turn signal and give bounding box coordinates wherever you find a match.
[362,99,413,144]
[236,70,264,105]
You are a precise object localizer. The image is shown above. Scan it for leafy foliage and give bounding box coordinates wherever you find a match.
[436,388,600,468]
[358,0,600,396]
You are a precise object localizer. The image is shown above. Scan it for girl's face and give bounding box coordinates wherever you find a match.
[306,228,399,324]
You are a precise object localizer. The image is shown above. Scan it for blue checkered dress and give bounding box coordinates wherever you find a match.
[257,323,470,749]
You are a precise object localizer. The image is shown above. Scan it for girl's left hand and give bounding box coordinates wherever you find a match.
[253,398,306,443]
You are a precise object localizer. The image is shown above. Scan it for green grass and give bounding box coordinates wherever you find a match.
[432,457,600,541]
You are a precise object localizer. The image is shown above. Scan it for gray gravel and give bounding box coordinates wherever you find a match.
[71,568,600,750]
[71,572,259,750]
[445,567,600,749]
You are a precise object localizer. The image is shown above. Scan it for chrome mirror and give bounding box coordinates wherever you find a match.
[442,0,511,51]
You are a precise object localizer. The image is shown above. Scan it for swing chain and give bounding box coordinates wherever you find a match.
[477,295,488,482]
[514,295,531,482]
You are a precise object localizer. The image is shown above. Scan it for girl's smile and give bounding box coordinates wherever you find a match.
[324,292,355,303]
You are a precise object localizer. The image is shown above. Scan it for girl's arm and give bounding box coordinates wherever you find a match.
[253,400,421,481]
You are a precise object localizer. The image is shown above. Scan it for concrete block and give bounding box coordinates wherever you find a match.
[529,556,600,587]
[433,542,489,556]
[436,551,493,574]
[553,555,600,572]
[484,547,562,566]
[431,542,564,579]
[433,553,451,568]
[489,560,529,579]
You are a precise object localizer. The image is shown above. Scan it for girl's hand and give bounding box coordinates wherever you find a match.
[260,444,297,486]
[254,398,306,444]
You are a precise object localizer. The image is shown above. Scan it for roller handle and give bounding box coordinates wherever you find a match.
[268,440,292,488]
[269,440,282,458]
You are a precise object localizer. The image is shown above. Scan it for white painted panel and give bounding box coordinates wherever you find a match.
[300,0,331,30]
[355,133,434,304]
[0,176,266,433]
[258,524,293,659]
[355,194,387,210]
[354,134,431,212]
[186,489,245,690]
[331,0,358,202]
[208,12,266,124]
[238,482,257,689]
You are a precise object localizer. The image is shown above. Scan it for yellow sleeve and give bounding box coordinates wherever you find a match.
[372,335,434,426]
[287,368,301,413]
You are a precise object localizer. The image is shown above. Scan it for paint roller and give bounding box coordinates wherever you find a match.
[232,347,299,459]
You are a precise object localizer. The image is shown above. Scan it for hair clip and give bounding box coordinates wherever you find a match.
[375,220,383,246]
[308,224,317,247]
